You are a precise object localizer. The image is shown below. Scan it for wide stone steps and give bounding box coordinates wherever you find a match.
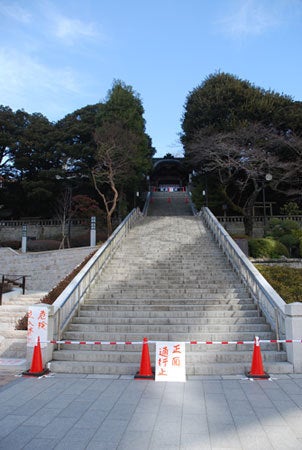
[49,358,292,376]
[52,348,286,364]
[91,283,247,291]
[68,323,271,333]
[50,210,291,376]
[55,341,278,352]
[90,289,250,298]
[92,287,248,295]
[81,304,258,312]
[78,309,262,318]
[98,275,240,283]
[72,316,267,325]
[61,331,276,342]
[83,300,255,308]
[50,360,293,376]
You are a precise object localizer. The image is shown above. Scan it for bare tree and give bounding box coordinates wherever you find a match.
[188,123,301,235]
[92,123,139,236]
[54,188,73,249]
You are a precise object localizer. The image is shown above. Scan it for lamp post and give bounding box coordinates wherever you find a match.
[263,173,272,229]
[222,204,228,227]
[202,190,206,207]
[203,169,209,207]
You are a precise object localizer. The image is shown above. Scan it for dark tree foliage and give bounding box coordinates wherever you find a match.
[0,108,63,217]
[0,79,155,221]
[0,106,17,175]
[182,72,302,235]
[182,72,302,142]
[54,103,101,174]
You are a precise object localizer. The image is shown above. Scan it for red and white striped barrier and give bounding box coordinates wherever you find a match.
[46,339,302,346]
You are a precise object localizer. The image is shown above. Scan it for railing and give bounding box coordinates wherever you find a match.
[216,215,302,224]
[200,207,287,344]
[51,208,142,341]
[142,191,151,216]
[0,218,89,227]
[0,274,29,305]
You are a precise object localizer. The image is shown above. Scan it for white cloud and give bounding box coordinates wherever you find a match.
[54,15,99,41]
[0,2,32,24]
[216,0,280,38]
[0,48,82,118]
[39,2,102,46]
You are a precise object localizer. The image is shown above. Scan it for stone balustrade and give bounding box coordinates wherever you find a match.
[202,207,302,372]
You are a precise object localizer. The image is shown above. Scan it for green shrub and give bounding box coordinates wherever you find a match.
[248,237,289,258]
[256,265,302,303]
[279,234,300,257]
[0,240,21,250]
[266,218,300,238]
[70,230,106,248]
[27,239,61,251]
[280,202,302,216]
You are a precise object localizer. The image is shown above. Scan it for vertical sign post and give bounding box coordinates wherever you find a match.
[27,305,48,349]
[155,341,186,382]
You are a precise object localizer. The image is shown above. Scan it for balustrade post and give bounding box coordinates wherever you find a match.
[90,216,96,247]
[285,302,302,372]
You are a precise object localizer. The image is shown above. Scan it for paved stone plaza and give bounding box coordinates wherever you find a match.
[0,373,302,449]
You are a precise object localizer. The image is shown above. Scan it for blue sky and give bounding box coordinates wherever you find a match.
[1,0,301,157]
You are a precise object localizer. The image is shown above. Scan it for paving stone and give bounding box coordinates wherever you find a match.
[1,359,302,449]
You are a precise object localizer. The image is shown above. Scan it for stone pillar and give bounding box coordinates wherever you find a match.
[90,216,96,247]
[285,302,302,373]
[21,224,27,253]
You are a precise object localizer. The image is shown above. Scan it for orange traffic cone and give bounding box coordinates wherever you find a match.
[246,336,270,379]
[135,337,154,379]
[23,337,49,377]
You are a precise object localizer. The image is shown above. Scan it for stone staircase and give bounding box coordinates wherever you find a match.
[0,291,46,372]
[50,193,292,375]
[0,246,98,291]
[0,245,98,372]
[148,190,192,216]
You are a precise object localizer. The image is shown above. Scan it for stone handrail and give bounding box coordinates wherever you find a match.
[50,208,142,342]
[201,207,286,336]
[201,207,302,372]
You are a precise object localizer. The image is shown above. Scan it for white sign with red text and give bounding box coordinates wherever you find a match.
[27,305,48,348]
[155,341,186,382]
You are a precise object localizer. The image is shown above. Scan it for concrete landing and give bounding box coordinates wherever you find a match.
[0,373,302,449]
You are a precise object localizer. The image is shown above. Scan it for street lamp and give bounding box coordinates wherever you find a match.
[263,173,273,228]
[202,190,206,207]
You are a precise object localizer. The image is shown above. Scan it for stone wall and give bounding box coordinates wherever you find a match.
[0,222,88,241]
[251,258,302,269]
